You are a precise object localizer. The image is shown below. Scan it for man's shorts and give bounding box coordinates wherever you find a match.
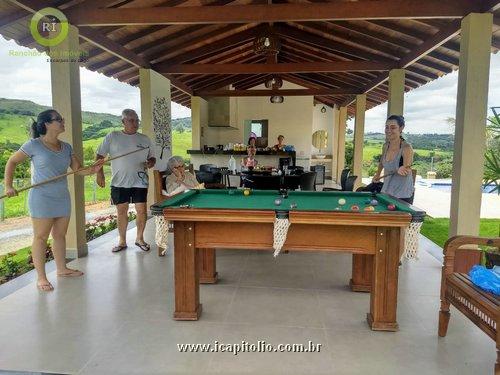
[111,187,148,205]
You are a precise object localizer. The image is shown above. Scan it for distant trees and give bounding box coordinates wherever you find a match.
[0,142,30,180]
[82,120,116,140]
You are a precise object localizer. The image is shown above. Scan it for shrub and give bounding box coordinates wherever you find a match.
[435,161,453,178]
[0,253,22,277]
[85,212,137,241]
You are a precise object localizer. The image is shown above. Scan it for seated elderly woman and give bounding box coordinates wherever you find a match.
[165,156,203,196]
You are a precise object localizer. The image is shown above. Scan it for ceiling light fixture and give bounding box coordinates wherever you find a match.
[270,95,284,104]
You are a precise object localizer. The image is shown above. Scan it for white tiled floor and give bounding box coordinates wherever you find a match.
[0,220,496,375]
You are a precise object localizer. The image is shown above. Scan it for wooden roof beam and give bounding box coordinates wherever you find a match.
[158,61,394,74]
[65,1,476,26]
[276,24,396,63]
[341,19,461,106]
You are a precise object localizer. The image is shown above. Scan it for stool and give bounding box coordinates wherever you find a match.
[219,167,231,188]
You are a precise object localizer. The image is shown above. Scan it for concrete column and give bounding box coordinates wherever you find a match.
[336,106,347,182]
[191,96,208,151]
[140,68,172,207]
[331,105,339,180]
[353,94,366,189]
[387,69,405,117]
[50,25,86,259]
[450,13,492,237]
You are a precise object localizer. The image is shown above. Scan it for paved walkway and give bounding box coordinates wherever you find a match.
[0,222,495,374]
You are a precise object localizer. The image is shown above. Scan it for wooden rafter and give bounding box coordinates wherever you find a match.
[65,1,477,26]
[196,88,362,97]
[158,61,393,74]
[341,20,461,106]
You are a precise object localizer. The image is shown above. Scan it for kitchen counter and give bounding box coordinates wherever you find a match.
[187,149,296,169]
[187,149,295,156]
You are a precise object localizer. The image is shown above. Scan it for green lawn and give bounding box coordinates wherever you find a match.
[0,113,31,143]
[421,217,500,248]
[1,131,192,219]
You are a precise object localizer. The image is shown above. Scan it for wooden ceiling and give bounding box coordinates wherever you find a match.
[1,0,499,115]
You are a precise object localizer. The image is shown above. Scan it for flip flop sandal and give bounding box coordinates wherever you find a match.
[37,281,54,291]
[58,269,84,277]
[135,242,151,252]
[112,245,128,253]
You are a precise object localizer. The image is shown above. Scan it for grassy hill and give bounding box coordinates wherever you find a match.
[0,98,192,159]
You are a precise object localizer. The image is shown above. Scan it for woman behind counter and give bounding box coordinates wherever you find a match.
[372,115,415,204]
[241,145,258,169]
[273,135,285,151]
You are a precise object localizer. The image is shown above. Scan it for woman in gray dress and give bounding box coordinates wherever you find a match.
[4,110,103,291]
[372,115,415,203]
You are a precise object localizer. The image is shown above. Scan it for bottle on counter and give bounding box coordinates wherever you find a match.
[228,155,236,174]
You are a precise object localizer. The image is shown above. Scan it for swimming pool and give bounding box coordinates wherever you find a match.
[420,181,498,194]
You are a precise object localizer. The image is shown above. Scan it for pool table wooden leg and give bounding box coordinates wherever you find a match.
[350,254,372,292]
[173,221,202,320]
[367,227,401,331]
[199,248,218,284]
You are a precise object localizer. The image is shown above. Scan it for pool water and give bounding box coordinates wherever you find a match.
[425,182,498,194]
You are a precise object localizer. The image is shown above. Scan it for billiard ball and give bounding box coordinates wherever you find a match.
[243,189,251,196]
[365,199,372,204]
[290,203,297,209]
[351,205,360,211]
[335,207,341,210]
[338,198,346,205]
[274,198,282,206]
[364,206,375,211]
[387,204,396,211]
[370,199,379,206]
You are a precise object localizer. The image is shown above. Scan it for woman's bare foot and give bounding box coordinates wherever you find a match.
[37,279,54,291]
[57,268,84,277]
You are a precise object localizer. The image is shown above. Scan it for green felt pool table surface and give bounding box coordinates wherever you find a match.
[151,190,425,220]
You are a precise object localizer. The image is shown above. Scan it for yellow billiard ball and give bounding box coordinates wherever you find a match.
[364,206,375,211]
[243,189,251,196]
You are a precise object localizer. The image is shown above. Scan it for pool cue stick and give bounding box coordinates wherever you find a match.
[377,165,413,180]
[0,146,149,200]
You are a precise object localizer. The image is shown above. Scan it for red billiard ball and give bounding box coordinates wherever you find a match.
[387,204,396,211]
[351,205,360,211]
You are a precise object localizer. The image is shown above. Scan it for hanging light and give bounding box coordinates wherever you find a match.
[265,76,283,90]
[253,26,281,56]
[321,106,326,113]
[270,95,284,104]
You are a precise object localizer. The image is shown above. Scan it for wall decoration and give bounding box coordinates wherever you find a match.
[153,96,171,159]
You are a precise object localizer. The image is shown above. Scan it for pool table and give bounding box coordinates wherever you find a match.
[151,189,425,331]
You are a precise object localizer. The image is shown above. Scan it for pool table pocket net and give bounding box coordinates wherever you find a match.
[155,216,169,251]
[403,221,423,260]
[273,217,291,256]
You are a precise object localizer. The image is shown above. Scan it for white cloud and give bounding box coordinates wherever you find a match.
[1,36,499,131]
[349,53,500,134]
[0,36,191,118]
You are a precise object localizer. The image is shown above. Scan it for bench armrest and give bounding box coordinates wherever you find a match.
[443,236,500,276]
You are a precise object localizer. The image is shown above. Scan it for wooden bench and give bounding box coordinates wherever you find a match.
[439,235,500,374]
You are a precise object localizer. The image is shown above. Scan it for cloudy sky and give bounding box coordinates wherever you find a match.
[0,35,499,133]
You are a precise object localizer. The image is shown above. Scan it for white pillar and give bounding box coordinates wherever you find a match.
[449,13,493,237]
[191,96,208,151]
[353,94,366,189]
[140,68,172,208]
[336,106,347,182]
[387,69,405,117]
[50,25,86,259]
[331,105,339,180]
